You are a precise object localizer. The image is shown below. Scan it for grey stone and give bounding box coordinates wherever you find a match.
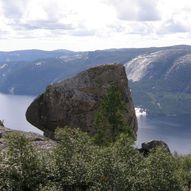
[0,126,55,151]
[140,140,170,155]
[0,120,4,127]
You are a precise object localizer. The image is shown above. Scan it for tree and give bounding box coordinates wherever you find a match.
[94,82,133,145]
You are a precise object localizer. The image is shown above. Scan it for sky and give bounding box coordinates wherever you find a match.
[0,0,191,51]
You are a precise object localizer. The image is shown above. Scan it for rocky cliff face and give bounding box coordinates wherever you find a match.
[26,64,138,138]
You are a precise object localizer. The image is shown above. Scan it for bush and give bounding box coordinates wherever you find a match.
[53,128,94,190]
[175,154,191,191]
[3,132,47,191]
[37,183,62,191]
[0,129,187,191]
[145,147,182,191]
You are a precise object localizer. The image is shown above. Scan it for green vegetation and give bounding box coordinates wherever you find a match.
[1,83,191,191]
[0,133,47,191]
[1,129,190,191]
[94,82,133,145]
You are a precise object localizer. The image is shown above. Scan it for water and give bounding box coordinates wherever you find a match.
[136,114,191,154]
[0,93,42,134]
[0,93,191,154]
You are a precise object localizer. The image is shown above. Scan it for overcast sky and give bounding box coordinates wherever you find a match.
[0,0,191,51]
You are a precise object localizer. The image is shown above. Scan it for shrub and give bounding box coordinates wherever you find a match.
[53,128,94,190]
[146,147,182,191]
[3,132,47,191]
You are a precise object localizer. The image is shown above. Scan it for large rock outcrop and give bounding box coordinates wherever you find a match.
[26,64,138,138]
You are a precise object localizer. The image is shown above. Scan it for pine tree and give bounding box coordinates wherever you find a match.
[94,82,133,145]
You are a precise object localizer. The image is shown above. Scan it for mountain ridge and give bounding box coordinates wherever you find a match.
[0,45,191,116]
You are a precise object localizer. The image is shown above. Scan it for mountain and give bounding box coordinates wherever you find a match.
[1,45,191,116]
[0,49,75,63]
[125,45,191,116]
[0,48,155,95]
[0,49,77,94]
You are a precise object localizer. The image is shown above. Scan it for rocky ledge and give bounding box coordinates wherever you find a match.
[0,125,55,151]
[26,64,138,138]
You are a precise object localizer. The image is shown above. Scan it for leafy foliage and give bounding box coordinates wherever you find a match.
[1,129,191,191]
[0,83,191,190]
[0,132,47,191]
[53,128,94,190]
[145,147,182,191]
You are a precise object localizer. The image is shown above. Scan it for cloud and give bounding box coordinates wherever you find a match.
[158,9,191,34]
[17,21,73,31]
[0,30,11,39]
[138,0,160,21]
[107,0,160,21]
[158,20,187,34]
[1,0,191,51]
[127,22,155,35]
[1,0,27,19]
[0,0,115,38]
[70,29,96,37]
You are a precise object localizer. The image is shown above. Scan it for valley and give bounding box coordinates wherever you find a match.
[0,45,191,116]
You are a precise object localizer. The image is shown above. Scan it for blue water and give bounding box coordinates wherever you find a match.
[136,115,191,154]
[0,93,191,154]
[0,93,42,134]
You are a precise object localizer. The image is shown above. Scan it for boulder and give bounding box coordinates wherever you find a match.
[26,64,138,138]
[0,120,4,127]
[139,140,170,155]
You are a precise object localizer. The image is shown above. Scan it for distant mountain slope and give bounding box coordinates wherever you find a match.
[0,49,75,62]
[125,45,191,116]
[1,45,191,116]
[0,48,155,95]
